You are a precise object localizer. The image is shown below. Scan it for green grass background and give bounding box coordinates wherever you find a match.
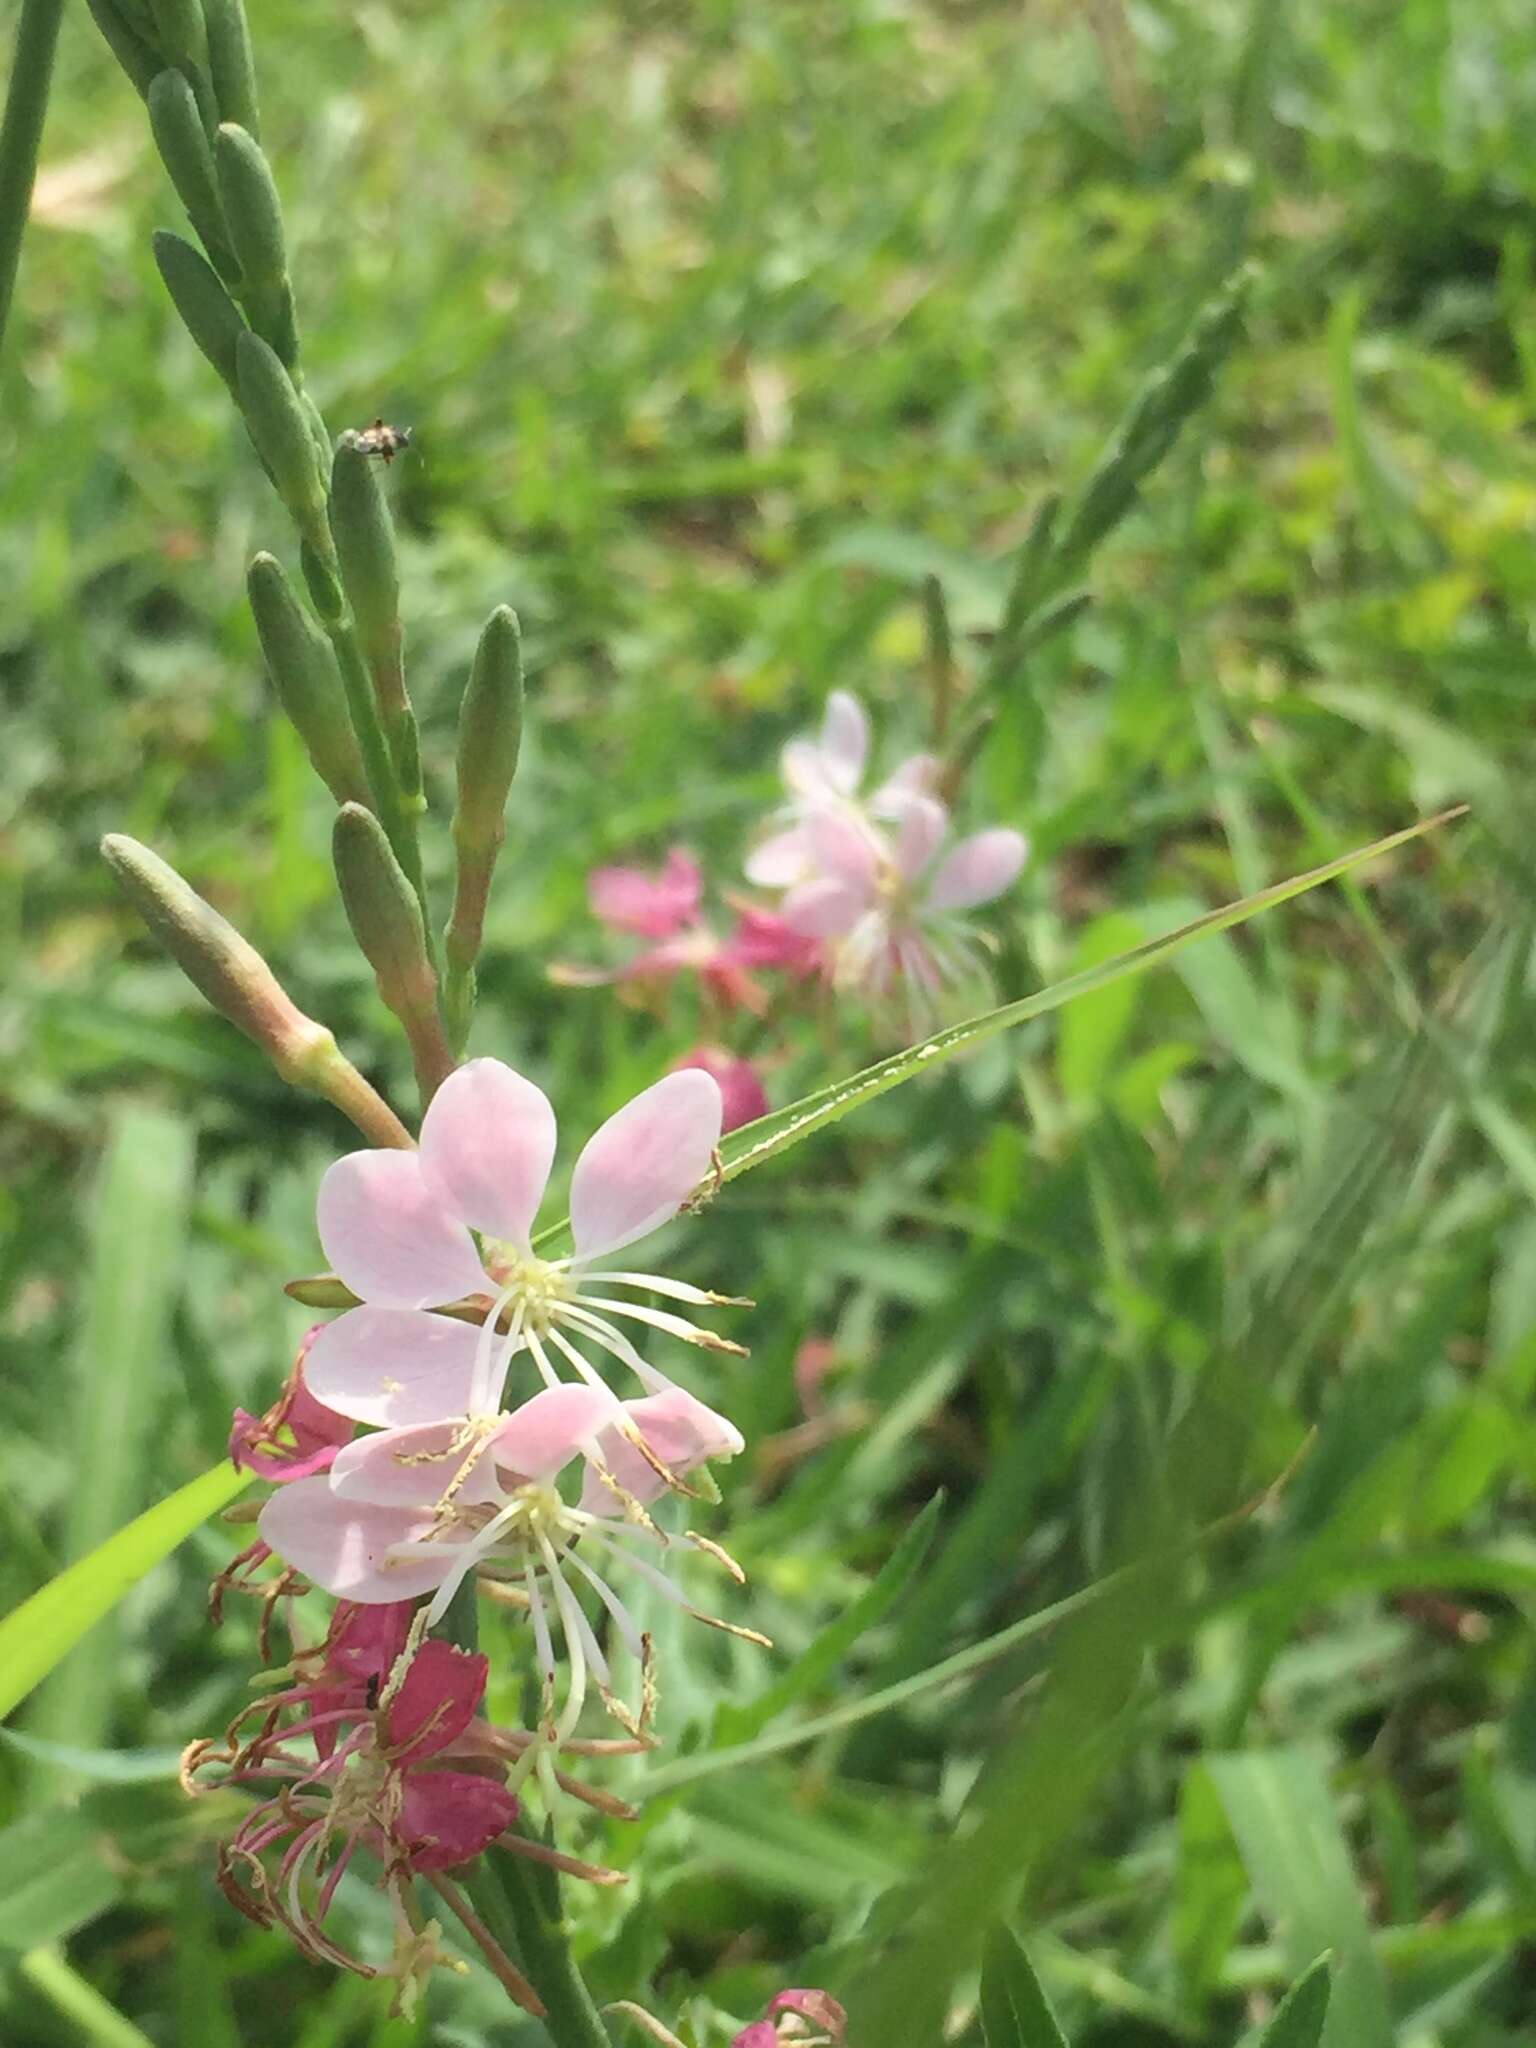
[7,0,1536,2042]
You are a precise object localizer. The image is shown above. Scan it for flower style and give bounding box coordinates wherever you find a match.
[770,794,1025,1013]
[744,688,937,892]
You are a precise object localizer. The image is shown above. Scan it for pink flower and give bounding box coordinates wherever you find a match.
[260,1378,749,1743]
[775,795,1026,1018]
[589,848,703,937]
[300,1058,744,1436]
[745,689,937,890]
[230,1326,356,1482]
[723,905,825,979]
[732,1988,847,2046]
[567,847,767,1012]
[673,1047,768,1133]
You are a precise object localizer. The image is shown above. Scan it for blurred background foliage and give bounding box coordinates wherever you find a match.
[6,0,1536,2042]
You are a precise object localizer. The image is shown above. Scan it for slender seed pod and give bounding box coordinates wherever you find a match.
[153,229,245,394]
[100,834,411,1149]
[235,330,327,539]
[444,605,523,1052]
[332,804,454,1105]
[147,71,241,284]
[202,0,259,136]
[215,122,297,364]
[330,437,418,794]
[247,553,368,806]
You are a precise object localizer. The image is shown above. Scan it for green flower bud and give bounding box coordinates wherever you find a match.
[331,436,418,793]
[147,71,240,284]
[247,553,368,806]
[202,0,259,136]
[153,229,245,393]
[100,834,411,1148]
[146,0,217,130]
[444,605,523,1052]
[235,329,326,536]
[84,0,161,95]
[215,122,297,364]
[332,804,453,1104]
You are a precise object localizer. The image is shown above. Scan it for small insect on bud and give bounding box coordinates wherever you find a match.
[100,834,411,1149]
[351,417,413,465]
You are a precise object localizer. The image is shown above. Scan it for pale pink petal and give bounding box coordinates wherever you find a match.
[569,1068,723,1261]
[397,1771,518,1871]
[588,848,702,938]
[770,1989,847,2038]
[780,877,867,938]
[418,1059,556,1247]
[316,1151,486,1308]
[258,1477,452,1601]
[893,795,949,881]
[385,1640,488,1759]
[925,827,1028,911]
[871,751,938,813]
[806,808,882,890]
[818,690,869,794]
[744,825,815,888]
[723,906,824,973]
[580,1387,744,1513]
[303,1306,484,1428]
[492,1383,614,1481]
[329,1422,506,1508]
[781,736,832,801]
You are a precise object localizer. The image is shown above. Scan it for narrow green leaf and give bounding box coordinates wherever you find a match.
[1257,1956,1333,2048]
[711,810,1461,1193]
[712,1492,943,1746]
[0,1729,185,1782]
[1211,1750,1390,2048]
[0,1808,123,1949]
[17,1949,159,2048]
[979,1924,1070,2048]
[0,1459,248,1721]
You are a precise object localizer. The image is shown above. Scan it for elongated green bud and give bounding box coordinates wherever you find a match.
[146,0,218,130]
[444,605,523,1052]
[101,834,411,1149]
[247,553,368,805]
[147,71,240,284]
[333,804,453,1104]
[84,0,161,95]
[235,330,326,538]
[330,439,418,794]
[153,229,245,393]
[203,0,259,135]
[215,123,297,363]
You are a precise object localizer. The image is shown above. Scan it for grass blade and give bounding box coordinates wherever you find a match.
[979,1924,1071,2048]
[1257,1956,1333,2048]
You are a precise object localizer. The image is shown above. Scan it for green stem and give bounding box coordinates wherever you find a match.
[325,614,436,954]
[490,1843,612,2047]
[0,0,65,356]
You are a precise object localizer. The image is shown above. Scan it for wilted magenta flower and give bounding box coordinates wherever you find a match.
[299,1059,744,1436]
[673,1046,768,1133]
[774,795,1026,1016]
[745,688,936,892]
[732,1988,847,2046]
[191,1637,525,2004]
[564,847,767,1012]
[230,1325,355,1482]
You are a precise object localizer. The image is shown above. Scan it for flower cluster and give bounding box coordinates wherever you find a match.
[203,1058,757,1995]
[562,689,1027,1117]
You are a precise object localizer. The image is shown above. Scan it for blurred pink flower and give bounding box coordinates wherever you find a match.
[775,795,1026,1014]
[230,1326,356,1482]
[565,847,767,1011]
[673,1046,768,1133]
[589,847,703,937]
[732,1987,847,2046]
